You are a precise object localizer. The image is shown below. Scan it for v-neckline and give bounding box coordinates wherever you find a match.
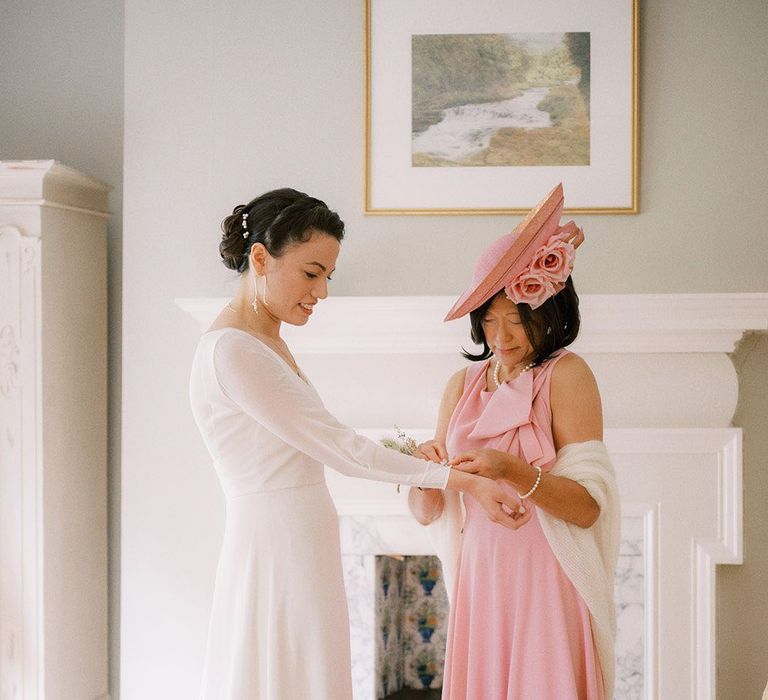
[207,327,309,385]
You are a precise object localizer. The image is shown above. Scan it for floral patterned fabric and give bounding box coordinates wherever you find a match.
[375,556,449,698]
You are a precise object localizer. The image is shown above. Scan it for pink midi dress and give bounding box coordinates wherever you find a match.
[442,349,604,700]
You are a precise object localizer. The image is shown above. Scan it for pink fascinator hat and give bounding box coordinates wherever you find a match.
[444,183,584,322]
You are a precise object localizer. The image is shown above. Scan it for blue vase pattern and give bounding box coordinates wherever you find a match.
[418,672,435,689]
[376,555,448,696]
[419,578,436,596]
[418,625,434,643]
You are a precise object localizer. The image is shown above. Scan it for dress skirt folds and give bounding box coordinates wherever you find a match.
[199,482,351,699]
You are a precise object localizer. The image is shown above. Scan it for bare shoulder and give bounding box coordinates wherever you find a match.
[433,366,469,441]
[550,352,603,444]
[445,366,468,397]
[552,351,598,390]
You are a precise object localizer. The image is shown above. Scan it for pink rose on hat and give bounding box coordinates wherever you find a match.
[505,271,557,310]
[504,224,581,309]
[529,236,575,285]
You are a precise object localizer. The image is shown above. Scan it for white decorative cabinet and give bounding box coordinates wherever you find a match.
[0,161,109,699]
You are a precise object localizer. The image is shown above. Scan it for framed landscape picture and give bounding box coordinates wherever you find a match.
[365,0,638,214]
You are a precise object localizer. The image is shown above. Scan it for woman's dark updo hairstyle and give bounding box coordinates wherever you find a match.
[462,277,581,366]
[219,188,345,273]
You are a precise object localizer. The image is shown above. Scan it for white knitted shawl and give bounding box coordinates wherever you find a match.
[426,439,620,697]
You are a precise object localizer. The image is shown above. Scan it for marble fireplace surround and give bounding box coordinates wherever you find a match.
[178,293,768,700]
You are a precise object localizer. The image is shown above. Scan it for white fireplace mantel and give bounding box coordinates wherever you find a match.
[176,293,768,354]
[177,293,768,700]
[178,293,768,431]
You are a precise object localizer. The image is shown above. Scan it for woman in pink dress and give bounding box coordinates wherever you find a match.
[409,184,620,700]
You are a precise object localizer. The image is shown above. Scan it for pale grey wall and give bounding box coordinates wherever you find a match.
[123,0,768,302]
[3,0,767,697]
[0,2,124,698]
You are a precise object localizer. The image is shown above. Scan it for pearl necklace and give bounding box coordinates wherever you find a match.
[493,359,536,389]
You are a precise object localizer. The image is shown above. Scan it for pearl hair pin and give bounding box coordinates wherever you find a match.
[493,359,536,389]
[242,212,249,238]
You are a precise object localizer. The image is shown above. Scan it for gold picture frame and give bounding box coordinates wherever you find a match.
[364,0,639,215]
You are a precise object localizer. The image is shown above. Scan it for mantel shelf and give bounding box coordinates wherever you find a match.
[176,293,768,354]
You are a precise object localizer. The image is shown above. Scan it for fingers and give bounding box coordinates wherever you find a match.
[491,503,532,530]
[449,452,474,466]
[451,451,488,476]
[415,446,439,463]
[510,505,533,528]
[477,488,533,530]
[434,442,448,462]
[488,505,524,530]
[415,440,448,464]
[451,460,480,474]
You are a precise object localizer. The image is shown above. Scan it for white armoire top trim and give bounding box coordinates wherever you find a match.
[0,160,111,217]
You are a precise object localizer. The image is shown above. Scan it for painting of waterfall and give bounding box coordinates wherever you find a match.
[411,33,590,167]
[365,0,638,213]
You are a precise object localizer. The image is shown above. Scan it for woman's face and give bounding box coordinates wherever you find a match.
[481,293,535,369]
[258,230,341,326]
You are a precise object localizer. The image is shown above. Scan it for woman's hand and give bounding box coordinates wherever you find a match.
[414,439,448,464]
[408,487,444,525]
[451,448,525,481]
[408,441,447,525]
[469,475,532,529]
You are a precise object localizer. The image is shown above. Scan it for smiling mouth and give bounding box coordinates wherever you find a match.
[300,303,314,311]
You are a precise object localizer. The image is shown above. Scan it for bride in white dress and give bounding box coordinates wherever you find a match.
[189,189,527,699]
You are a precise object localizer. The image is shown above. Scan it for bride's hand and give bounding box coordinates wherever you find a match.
[408,486,444,525]
[414,439,448,464]
[469,476,532,530]
[408,440,447,524]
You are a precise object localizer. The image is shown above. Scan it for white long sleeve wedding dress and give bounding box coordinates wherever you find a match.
[189,328,449,699]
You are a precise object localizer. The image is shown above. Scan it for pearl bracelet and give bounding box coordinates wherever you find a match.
[518,466,543,500]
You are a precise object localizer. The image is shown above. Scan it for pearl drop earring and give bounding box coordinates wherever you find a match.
[262,274,270,309]
[251,270,260,314]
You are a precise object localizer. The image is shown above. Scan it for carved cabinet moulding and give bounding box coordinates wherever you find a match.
[0,161,108,699]
[0,326,20,398]
[0,226,40,400]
